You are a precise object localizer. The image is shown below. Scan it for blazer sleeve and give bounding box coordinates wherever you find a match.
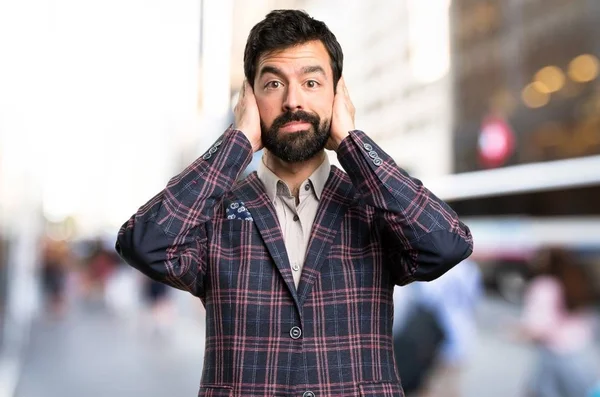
[115,127,253,297]
[336,130,473,285]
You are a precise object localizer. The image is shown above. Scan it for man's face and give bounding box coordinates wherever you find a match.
[253,40,335,163]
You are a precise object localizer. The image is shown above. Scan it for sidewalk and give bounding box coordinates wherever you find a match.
[14,299,206,397]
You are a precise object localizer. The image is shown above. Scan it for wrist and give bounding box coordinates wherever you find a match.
[238,128,262,153]
[330,130,350,151]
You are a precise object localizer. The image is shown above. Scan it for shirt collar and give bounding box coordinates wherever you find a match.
[257,155,331,203]
[310,155,330,200]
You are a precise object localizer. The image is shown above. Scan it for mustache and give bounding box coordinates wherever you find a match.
[271,110,320,131]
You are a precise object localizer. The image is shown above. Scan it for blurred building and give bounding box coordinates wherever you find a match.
[438,0,600,299]
[446,0,600,225]
[452,0,600,172]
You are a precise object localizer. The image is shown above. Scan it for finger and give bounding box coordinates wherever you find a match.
[240,80,247,98]
[341,77,349,97]
[244,80,255,99]
[336,76,345,94]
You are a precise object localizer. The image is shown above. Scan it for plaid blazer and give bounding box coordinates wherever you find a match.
[116,127,473,397]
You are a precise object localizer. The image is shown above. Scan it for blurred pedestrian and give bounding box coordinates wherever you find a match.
[396,258,483,397]
[84,238,120,306]
[40,238,70,318]
[141,276,173,337]
[518,247,599,397]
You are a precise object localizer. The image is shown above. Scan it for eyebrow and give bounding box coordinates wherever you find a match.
[301,65,327,77]
[258,65,285,80]
[258,65,328,80]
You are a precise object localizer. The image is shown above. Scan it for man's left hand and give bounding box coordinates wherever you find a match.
[327,76,355,151]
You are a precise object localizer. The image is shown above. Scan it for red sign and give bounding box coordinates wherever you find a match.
[477,116,515,168]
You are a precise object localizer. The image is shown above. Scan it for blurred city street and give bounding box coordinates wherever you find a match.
[14,294,207,397]
[12,294,593,397]
[2,0,600,396]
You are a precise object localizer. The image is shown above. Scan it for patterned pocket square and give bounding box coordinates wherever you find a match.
[226,201,253,221]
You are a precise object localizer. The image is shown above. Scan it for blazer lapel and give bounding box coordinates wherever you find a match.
[232,173,300,308]
[297,167,355,305]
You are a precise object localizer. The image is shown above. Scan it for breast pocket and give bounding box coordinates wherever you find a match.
[212,219,257,251]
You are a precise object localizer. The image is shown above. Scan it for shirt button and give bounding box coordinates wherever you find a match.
[368,150,378,159]
[293,214,300,222]
[292,264,300,272]
[303,392,315,397]
[363,143,373,151]
[373,158,383,166]
[289,326,302,340]
[304,184,310,191]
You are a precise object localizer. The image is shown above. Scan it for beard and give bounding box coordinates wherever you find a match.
[261,110,331,163]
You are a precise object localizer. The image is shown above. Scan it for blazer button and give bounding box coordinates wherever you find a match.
[303,391,315,397]
[289,326,302,340]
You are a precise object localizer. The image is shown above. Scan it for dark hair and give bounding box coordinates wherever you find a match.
[243,9,343,88]
[535,247,596,311]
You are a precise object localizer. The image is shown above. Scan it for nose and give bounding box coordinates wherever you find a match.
[283,84,304,111]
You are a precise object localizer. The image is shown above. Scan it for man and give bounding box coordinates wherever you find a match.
[116,9,473,397]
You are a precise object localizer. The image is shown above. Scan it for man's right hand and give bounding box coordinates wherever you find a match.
[234,80,262,153]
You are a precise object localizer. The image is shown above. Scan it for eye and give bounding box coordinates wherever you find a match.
[265,81,282,90]
[306,80,320,89]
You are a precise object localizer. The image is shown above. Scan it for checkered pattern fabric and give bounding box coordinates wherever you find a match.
[116,127,473,397]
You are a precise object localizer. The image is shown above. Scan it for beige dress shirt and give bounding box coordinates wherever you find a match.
[257,155,331,288]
